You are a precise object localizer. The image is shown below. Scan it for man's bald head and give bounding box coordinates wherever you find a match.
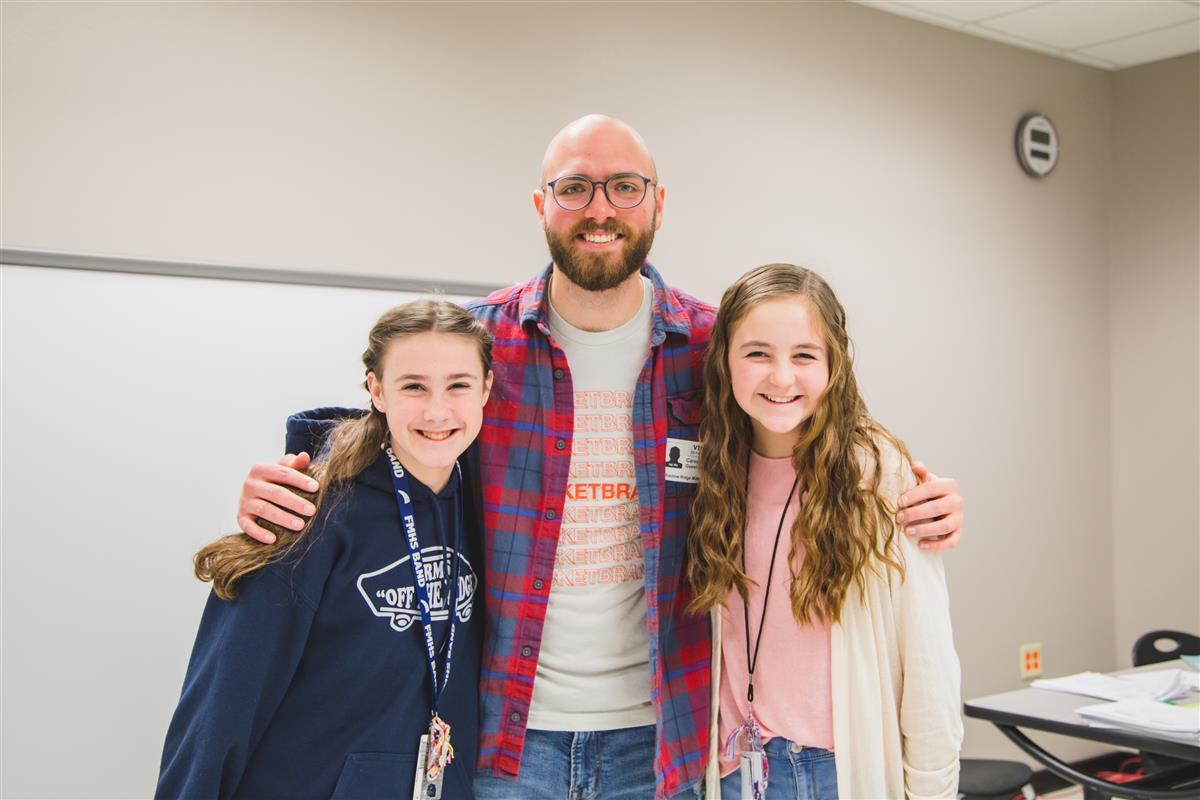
[533,114,665,295]
[539,115,657,185]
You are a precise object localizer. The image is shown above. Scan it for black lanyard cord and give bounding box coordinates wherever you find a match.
[741,470,802,705]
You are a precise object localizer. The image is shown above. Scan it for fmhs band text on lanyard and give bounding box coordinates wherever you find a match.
[385,446,461,800]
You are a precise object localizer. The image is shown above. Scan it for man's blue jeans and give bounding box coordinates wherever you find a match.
[473,724,657,799]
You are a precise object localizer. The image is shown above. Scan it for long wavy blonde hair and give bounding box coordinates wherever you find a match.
[688,264,908,624]
[195,299,493,600]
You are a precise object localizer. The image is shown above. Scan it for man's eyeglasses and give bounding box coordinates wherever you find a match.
[545,173,655,211]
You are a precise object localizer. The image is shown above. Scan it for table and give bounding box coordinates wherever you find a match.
[964,662,1200,799]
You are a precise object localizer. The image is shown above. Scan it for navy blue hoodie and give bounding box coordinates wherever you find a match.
[157,409,483,799]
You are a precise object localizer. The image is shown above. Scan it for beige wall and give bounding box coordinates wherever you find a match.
[1,1,1193,794]
[1110,53,1200,667]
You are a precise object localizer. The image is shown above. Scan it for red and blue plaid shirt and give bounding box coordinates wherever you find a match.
[466,263,715,799]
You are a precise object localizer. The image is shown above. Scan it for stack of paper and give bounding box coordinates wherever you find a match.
[1032,669,1200,702]
[1120,669,1200,701]
[1077,699,1200,746]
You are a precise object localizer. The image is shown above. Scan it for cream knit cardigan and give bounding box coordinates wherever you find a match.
[704,443,963,799]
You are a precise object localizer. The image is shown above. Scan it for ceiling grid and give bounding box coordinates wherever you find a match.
[853,0,1200,69]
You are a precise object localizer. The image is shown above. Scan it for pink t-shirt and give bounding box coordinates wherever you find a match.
[718,452,833,777]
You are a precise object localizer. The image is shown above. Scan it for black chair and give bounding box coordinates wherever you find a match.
[1127,630,1200,786]
[1132,630,1200,667]
[958,757,1034,800]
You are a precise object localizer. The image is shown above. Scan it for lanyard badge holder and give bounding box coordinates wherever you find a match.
[724,703,768,800]
[725,470,801,800]
[386,447,463,800]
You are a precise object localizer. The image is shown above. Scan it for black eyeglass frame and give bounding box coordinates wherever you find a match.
[544,173,656,211]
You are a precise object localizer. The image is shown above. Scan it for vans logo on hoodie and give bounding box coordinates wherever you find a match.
[356,547,477,632]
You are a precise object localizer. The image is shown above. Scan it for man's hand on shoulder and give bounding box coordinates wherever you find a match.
[896,460,963,552]
[237,452,320,544]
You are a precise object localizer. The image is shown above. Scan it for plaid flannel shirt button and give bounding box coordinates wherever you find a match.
[533,578,544,590]
[544,509,556,520]
[521,645,532,657]
[510,711,521,723]
[555,439,565,450]
[553,368,565,380]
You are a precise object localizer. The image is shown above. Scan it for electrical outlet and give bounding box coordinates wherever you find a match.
[1020,642,1042,679]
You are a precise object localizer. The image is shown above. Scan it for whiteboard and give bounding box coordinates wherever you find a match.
[0,264,487,798]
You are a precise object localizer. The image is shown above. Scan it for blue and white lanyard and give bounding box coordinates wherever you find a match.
[384,446,463,717]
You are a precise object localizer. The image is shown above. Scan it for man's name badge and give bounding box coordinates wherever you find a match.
[664,438,701,484]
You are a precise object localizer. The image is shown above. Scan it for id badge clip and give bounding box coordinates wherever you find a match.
[724,705,769,800]
[412,714,454,800]
[412,734,444,799]
[739,749,766,800]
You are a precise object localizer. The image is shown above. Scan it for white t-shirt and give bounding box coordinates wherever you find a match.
[528,277,656,731]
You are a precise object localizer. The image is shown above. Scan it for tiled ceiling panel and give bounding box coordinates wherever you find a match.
[1079,17,1200,64]
[981,0,1196,51]
[852,0,1200,69]
[892,0,1044,23]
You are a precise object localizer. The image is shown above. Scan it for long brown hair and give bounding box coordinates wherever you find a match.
[688,264,908,624]
[195,299,493,600]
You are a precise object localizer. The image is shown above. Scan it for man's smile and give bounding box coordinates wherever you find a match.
[580,231,620,244]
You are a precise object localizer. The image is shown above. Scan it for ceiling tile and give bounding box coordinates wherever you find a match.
[852,0,1197,69]
[854,0,963,28]
[1077,19,1200,66]
[958,23,1066,57]
[893,1,1048,24]
[981,0,1197,50]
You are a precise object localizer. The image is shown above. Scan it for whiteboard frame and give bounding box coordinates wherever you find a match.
[0,247,504,297]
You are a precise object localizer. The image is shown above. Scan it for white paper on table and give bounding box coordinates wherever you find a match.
[1033,669,1199,702]
[1033,672,1147,701]
[1077,699,1200,745]
[1118,669,1200,701]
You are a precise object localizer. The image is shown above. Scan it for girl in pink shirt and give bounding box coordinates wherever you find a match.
[689,264,961,800]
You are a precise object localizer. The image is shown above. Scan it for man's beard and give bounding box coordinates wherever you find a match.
[545,217,656,292]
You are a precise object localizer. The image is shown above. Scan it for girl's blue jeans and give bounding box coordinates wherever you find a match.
[718,738,838,800]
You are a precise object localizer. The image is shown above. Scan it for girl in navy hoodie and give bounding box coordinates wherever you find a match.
[157,300,492,800]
